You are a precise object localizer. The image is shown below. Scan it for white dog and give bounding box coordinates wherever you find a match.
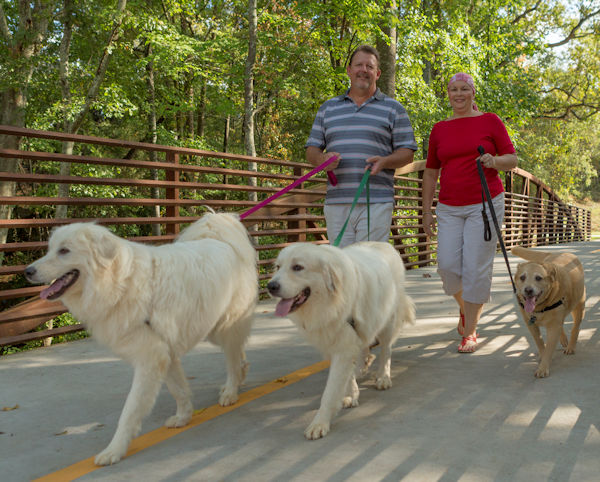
[25,213,258,465]
[267,241,415,439]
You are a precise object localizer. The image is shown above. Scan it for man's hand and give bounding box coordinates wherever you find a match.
[324,152,341,171]
[365,156,387,175]
[306,146,340,170]
[366,148,413,175]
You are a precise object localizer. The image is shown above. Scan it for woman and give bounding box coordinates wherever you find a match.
[422,72,518,353]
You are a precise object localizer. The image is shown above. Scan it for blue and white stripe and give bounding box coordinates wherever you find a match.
[306,89,417,204]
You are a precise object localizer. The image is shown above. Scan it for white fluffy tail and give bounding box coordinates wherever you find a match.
[177,212,257,264]
[403,295,416,326]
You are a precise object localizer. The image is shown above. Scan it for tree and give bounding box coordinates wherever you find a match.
[55,0,128,219]
[0,1,57,258]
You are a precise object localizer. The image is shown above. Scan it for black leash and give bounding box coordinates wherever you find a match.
[476,145,516,294]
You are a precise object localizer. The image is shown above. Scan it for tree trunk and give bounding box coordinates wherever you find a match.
[146,44,162,236]
[55,0,74,221]
[243,0,258,207]
[198,78,206,138]
[223,115,230,153]
[376,0,397,98]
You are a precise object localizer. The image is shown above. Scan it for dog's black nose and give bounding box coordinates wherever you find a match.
[24,265,36,280]
[524,286,535,297]
[267,280,279,294]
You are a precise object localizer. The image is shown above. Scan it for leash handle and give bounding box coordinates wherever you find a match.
[476,145,516,294]
[327,171,338,186]
[240,155,338,220]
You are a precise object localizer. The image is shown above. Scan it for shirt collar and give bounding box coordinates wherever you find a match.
[341,88,384,103]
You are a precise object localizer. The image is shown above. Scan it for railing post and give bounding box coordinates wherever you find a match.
[535,184,543,247]
[287,166,303,243]
[416,169,430,265]
[165,151,180,235]
[504,171,514,247]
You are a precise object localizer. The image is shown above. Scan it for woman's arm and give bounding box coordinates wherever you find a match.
[480,152,518,171]
[421,167,440,236]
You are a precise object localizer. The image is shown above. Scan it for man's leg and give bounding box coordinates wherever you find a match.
[324,204,355,247]
[354,202,394,243]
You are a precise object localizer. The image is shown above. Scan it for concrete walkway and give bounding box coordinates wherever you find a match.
[1,241,599,482]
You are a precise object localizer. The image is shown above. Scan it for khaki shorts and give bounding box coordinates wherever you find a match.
[324,202,394,248]
[436,193,505,304]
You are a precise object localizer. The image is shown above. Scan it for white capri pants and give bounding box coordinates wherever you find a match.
[436,193,504,304]
[324,202,394,248]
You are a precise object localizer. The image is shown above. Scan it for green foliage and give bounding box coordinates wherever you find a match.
[5,0,598,192]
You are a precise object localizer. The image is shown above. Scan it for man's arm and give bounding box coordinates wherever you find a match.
[306,146,340,171]
[365,148,415,175]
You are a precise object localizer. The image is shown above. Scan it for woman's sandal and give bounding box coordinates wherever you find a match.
[457,312,465,336]
[458,334,478,353]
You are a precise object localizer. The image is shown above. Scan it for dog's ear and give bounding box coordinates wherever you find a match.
[324,262,343,294]
[542,263,557,282]
[85,226,120,269]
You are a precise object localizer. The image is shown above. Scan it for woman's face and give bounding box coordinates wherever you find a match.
[447,80,474,112]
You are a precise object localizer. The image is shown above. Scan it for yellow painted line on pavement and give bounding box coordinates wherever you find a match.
[591,249,600,253]
[34,360,330,482]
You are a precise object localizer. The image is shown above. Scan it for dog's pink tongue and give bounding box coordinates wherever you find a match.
[40,279,66,300]
[524,297,537,314]
[275,298,294,317]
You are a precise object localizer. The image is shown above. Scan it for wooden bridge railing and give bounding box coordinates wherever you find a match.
[0,125,591,347]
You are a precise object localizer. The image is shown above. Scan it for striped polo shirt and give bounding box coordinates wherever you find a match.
[306,88,417,204]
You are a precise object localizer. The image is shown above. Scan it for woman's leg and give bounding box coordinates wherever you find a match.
[453,291,465,335]
[463,301,483,338]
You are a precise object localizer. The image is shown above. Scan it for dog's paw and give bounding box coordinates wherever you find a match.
[375,375,392,390]
[94,444,127,466]
[165,412,192,428]
[342,396,359,409]
[534,366,550,378]
[304,421,330,440]
[563,347,576,355]
[360,353,376,375]
[218,387,239,407]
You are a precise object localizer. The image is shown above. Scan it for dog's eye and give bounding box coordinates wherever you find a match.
[58,247,70,255]
[520,274,526,281]
[535,275,543,281]
[292,264,304,272]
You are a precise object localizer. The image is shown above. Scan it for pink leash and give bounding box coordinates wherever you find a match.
[239,156,338,220]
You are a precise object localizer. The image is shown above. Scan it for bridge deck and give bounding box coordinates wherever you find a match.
[1,241,599,482]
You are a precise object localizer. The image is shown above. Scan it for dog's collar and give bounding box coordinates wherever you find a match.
[519,298,564,325]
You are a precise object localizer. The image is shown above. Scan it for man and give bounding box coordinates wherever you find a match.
[306,45,417,247]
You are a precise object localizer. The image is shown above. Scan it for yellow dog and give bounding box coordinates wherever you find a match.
[512,246,585,378]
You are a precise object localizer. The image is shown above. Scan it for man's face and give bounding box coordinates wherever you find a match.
[346,52,380,91]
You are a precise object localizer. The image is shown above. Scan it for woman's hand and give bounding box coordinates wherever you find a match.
[479,152,497,169]
[423,212,436,237]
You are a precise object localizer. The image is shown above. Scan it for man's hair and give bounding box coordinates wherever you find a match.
[348,45,380,67]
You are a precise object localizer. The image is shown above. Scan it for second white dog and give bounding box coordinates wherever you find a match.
[25,212,258,465]
[267,241,415,439]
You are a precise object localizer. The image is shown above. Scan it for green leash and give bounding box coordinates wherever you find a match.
[332,169,371,247]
